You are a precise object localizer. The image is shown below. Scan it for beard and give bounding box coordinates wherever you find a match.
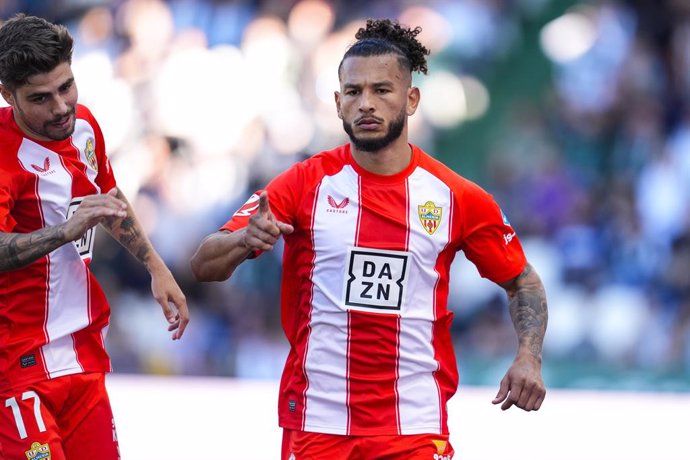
[16,103,76,141]
[343,108,406,153]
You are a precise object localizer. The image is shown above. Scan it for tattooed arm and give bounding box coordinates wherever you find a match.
[0,188,127,272]
[492,262,548,412]
[101,187,189,340]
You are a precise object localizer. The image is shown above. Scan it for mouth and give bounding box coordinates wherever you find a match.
[355,117,383,130]
[50,113,74,129]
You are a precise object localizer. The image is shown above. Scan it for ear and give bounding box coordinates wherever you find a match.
[334,91,343,120]
[406,86,420,116]
[0,84,15,107]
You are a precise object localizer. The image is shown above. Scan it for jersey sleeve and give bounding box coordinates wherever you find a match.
[221,162,304,233]
[458,183,526,284]
[0,171,17,232]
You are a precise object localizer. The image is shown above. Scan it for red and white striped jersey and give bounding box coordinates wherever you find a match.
[0,104,116,392]
[223,144,526,436]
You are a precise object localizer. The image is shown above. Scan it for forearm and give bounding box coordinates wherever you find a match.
[101,188,161,272]
[504,263,548,360]
[190,230,252,282]
[0,225,69,272]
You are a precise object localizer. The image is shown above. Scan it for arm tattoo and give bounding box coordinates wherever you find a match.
[101,190,152,266]
[0,226,67,272]
[506,264,548,359]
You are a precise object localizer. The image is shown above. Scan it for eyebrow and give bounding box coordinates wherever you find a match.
[342,80,395,89]
[26,77,75,99]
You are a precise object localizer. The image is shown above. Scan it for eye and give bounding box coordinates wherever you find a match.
[30,95,47,104]
[59,81,73,92]
[345,89,359,96]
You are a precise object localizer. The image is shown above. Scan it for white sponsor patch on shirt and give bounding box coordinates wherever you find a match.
[344,247,409,313]
[67,198,96,260]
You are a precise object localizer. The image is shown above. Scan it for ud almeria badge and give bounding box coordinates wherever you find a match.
[418,201,442,235]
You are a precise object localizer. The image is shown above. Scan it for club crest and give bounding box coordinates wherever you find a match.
[418,201,442,235]
[84,137,97,172]
[25,441,51,460]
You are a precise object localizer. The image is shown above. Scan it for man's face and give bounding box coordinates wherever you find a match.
[336,54,419,153]
[0,62,78,141]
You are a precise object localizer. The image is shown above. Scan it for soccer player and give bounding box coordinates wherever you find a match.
[0,14,189,460]
[191,19,547,460]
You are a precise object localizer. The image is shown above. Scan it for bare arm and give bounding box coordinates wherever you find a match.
[190,229,253,281]
[190,191,293,282]
[0,226,68,272]
[101,187,189,340]
[0,189,127,272]
[493,262,548,411]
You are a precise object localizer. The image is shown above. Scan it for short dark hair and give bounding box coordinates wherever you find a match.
[339,18,430,78]
[0,14,74,91]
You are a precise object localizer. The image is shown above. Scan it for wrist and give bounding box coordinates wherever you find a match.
[517,345,542,364]
[144,252,167,275]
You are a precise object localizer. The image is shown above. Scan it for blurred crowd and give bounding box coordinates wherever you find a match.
[2,0,689,390]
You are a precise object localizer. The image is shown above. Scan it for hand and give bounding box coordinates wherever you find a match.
[242,191,294,252]
[492,353,546,411]
[150,267,189,340]
[63,188,127,241]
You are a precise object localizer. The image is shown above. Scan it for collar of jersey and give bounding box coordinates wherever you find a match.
[346,143,419,185]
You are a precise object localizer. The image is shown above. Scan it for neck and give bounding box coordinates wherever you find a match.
[350,135,412,176]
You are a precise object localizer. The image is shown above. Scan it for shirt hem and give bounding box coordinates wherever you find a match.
[279,420,446,436]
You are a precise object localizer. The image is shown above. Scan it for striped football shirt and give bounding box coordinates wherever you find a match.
[223,143,526,435]
[0,104,116,392]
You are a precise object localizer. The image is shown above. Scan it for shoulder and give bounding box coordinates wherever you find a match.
[76,103,95,121]
[298,144,349,176]
[75,104,102,132]
[274,144,350,186]
[414,145,490,201]
[0,107,24,170]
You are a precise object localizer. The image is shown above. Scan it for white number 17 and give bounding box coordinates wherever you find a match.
[4,392,46,439]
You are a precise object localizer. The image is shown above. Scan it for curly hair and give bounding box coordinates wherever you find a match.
[0,14,74,91]
[339,18,430,76]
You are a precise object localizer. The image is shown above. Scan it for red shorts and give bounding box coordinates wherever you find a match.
[282,429,454,460]
[0,373,119,460]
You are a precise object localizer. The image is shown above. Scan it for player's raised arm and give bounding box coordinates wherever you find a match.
[190,191,293,282]
[493,263,548,411]
[0,188,127,272]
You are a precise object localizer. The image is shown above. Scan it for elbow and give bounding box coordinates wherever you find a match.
[190,256,205,282]
[190,253,231,282]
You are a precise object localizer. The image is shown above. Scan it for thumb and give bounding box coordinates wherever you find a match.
[492,377,510,404]
[106,187,118,197]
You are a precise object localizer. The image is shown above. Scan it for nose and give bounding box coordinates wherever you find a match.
[52,96,70,116]
[358,90,375,113]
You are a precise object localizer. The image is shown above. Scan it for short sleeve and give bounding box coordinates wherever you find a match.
[221,162,304,233]
[0,171,17,232]
[458,184,526,284]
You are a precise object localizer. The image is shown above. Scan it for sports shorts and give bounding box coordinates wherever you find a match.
[282,428,454,460]
[0,372,120,460]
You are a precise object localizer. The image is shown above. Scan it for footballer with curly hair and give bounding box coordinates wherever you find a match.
[193,18,547,460]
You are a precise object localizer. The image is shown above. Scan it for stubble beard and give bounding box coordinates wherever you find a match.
[16,103,76,141]
[343,108,406,153]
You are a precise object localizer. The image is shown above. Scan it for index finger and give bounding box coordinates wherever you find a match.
[258,191,270,215]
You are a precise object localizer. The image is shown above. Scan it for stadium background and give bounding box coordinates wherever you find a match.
[2,0,689,458]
